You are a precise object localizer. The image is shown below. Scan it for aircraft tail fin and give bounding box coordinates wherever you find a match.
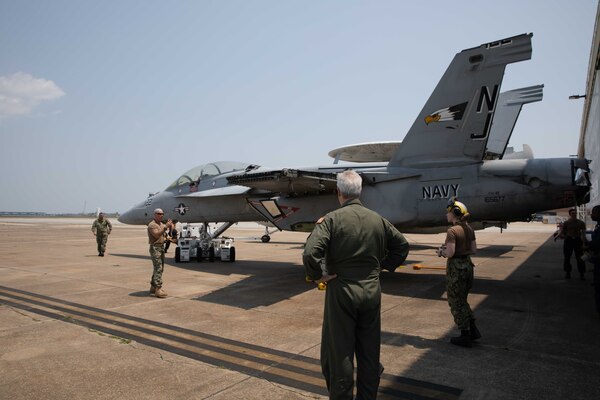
[388,34,533,168]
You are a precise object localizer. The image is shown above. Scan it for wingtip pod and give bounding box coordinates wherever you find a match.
[389,33,533,168]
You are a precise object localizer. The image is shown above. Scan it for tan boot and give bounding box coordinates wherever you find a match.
[155,287,167,298]
[149,285,156,294]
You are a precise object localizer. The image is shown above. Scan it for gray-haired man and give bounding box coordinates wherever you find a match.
[303,170,409,399]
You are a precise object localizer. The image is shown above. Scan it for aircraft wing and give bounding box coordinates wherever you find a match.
[227,169,338,195]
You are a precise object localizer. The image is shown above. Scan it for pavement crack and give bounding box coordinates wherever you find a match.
[87,327,133,345]
[4,304,42,322]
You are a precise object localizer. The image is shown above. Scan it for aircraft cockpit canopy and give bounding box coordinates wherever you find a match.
[167,161,255,189]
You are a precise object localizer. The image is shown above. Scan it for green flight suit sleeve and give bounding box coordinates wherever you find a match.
[302,217,332,281]
[91,220,97,235]
[380,219,409,272]
[107,219,112,234]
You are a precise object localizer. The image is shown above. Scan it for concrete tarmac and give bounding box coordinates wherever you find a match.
[0,218,599,399]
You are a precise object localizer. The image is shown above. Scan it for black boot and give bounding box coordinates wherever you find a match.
[450,330,472,348]
[470,319,482,341]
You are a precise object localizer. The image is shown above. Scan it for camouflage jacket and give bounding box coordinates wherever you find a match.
[92,218,112,235]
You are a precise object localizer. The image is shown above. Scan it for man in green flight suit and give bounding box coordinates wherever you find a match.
[303,170,409,400]
[91,212,112,257]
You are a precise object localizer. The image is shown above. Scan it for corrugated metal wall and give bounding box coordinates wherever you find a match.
[580,2,600,209]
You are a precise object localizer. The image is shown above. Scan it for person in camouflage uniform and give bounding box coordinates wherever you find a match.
[147,208,173,298]
[437,198,481,348]
[303,170,409,400]
[558,208,587,280]
[91,212,112,257]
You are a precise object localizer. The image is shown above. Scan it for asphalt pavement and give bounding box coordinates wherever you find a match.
[0,218,598,399]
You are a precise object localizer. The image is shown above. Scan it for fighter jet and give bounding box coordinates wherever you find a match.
[119,33,590,239]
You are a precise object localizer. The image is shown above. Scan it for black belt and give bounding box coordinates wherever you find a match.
[451,254,470,259]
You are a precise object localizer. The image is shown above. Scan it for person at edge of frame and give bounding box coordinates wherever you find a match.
[587,205,600,317]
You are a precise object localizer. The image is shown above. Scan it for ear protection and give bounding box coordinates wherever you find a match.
[446,197,469,218]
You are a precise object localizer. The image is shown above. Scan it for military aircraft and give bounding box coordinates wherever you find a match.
[119,33,590,240]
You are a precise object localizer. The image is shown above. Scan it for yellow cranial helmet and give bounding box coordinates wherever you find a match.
[446,197,469,217]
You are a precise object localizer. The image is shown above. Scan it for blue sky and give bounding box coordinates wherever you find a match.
[0,0,597,214]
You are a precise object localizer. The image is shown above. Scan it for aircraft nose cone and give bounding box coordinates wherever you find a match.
[117,212,129,224]
[118,209,134,224]
[118,206,147,225]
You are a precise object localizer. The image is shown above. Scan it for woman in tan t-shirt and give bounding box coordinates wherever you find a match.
[436,198,481,348]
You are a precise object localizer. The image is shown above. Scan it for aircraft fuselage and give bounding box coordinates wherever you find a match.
[119,157,589,235]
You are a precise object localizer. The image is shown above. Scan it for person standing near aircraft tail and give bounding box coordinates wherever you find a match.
[148,208,173,298]
[588,205,600,317]
[558,208,587,280]
[91,212,112,257]
[303,170,409,400]
[437,198,481,348]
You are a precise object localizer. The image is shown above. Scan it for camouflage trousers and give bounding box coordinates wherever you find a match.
[149,244,165,288]
[96,234,108,254]
[446,257,474,330]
